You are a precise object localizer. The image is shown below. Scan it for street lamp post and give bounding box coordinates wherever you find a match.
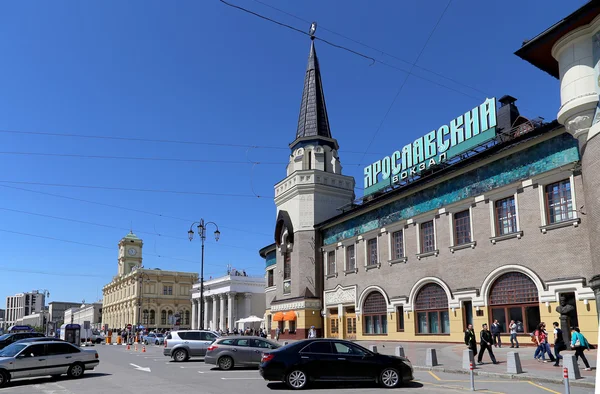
[37,289,50,335]
[188,219,220,330]
[135,267,150,332]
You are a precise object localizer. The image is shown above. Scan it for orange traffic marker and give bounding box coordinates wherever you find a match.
[134,343,138,352]
[142,346,146,353]
[126,344,130,351]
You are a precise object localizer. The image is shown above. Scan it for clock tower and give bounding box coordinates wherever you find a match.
[117,231,143,276]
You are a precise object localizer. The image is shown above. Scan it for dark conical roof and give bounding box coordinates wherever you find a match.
[294,41,332,141]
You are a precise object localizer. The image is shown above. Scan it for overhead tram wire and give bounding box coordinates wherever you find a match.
[358,0,454,167]
[0,184,273,236]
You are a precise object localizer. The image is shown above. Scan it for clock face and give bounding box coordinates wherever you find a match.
[127,248,137,256]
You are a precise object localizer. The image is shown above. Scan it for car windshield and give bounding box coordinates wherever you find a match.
[0,343,27,357]
[156,334,163,337]
[0,334,10,341]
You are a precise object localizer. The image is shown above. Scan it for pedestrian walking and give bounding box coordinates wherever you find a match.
[509,320,519,348]
[275,326,280,341]
[542,323,556,362]
[571,327,592,371]
[464,324,478,359]
[308,326,317,339]
[552,322,566,367]
[477,323,498,365]
[491,320,502,348]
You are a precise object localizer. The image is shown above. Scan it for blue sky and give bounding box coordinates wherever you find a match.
[0,0,584,306]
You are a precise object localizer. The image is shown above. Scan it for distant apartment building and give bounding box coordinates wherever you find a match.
[5,291,46,326]
[64,303,103,329]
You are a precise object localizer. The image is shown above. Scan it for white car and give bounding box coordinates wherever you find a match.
[0,341,99,388]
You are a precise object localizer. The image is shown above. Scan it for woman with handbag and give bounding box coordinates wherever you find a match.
[571,327,592,371]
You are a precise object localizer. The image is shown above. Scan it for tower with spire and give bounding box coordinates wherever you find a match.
[269,37,355,338]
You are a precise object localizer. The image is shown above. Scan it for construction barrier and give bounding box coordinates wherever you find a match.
[106,336,112,345]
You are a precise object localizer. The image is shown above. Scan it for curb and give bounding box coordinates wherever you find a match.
[412,365,595,388]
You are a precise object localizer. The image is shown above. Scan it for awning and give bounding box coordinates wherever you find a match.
[273,312,284,322]
[283,312,297,321]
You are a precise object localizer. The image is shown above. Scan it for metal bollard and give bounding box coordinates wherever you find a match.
[369,345,378,353]
[563,367,570,394]
[469,362,475,391]
[283,341,289,346]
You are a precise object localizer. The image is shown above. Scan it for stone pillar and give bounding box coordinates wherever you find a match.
[244,293,252,318]
[212,295,218,331]
[227,292,236,332]
[219,294,226,331]
[203,297,209,330]
[191,299,197,330]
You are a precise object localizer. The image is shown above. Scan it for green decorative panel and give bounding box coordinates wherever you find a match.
[265,251,276,268]
[323,133,579,245]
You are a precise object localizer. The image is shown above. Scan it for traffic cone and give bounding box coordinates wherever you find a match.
[142,345,146,353]
[134,343,138,352]
[126,343,130,351]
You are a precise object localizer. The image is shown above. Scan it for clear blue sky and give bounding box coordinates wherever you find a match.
[0,0,584,306]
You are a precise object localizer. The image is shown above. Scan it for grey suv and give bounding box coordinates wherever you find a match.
[163,330,219,362]
[205,336,279,370]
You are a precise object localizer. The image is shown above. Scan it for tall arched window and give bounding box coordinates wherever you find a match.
[142,309,149,325]
[167,310,173,326]
[363,292,387,335]
[185,311,190,325]
[149,310,156,325]
[161,310,167,325]
[489,272,539,333]
[415,283,449,334]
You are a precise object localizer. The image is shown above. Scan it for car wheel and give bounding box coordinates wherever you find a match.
[97,339,102,344]
[155,341,160,346]
[218,356,234,370]
[0,370,9,388]
[286,369,308,390]
[67,363,85,379]
[379,367,400,388]
[173,349,188,362]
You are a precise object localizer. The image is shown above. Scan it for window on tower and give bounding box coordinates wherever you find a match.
[283,252,291,280]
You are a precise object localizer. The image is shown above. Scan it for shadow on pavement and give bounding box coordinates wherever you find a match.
[2,373,111,390]
[267,381,424,390]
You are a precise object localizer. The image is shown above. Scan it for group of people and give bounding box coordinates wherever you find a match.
[465,320,593,370]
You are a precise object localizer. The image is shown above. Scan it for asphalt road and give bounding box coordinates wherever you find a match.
[0,344,594,394]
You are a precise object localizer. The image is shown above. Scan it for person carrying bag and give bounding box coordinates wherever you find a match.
[571,327,592,371]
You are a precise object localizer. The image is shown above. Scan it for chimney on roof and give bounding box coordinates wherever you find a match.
[497,95,521,134]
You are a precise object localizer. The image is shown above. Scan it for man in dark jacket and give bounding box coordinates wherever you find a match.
[552,321,566,367]
[464,324,478,358]
[477,323,498,365]
[491,319,502,347]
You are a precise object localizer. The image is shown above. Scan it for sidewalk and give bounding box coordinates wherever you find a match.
[355,340,596,388]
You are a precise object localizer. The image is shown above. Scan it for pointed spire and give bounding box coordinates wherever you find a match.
[294,40,332,142]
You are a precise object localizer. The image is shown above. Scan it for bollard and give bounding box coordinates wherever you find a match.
[463,349,474,370]
[283,341,289,346]
[563,367,570,394]
[425,348,438,367]
[395,346,405,358]
[369,345,378,353]
[562,353,581,380]
[506,352,523,374]
[469,362,475,391]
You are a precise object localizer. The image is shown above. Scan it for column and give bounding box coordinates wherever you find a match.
[244,293,252,318]
[227,292,236,332]
[191,299,197,330]
[219,294,226,331]
[212,295,219,331]
[204,297,210,330]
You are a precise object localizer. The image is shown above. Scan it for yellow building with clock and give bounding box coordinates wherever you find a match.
[102,232,198,331]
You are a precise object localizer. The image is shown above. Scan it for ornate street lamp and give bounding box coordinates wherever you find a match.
[188,219,220,330]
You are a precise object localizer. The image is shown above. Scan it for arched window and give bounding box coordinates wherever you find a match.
[185,311,190,325]
[149,310,156,325]
[142,309,149,325]
[415,283,449,334]
[489,272,539,333]
[362,292,387,335]
[161,310,167,325]
[167,310,173,326]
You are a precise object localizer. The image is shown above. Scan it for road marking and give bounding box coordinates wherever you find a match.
[526,381,561,394]
[130,363,151,372]
[428,371,441,381]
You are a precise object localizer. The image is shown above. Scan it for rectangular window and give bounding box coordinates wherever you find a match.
[545,180,574,224]
[168,286,173,295]
[267,269,274,287]
[495,196,517,235]
[346,245,355,271]
[392,230,404,260]
[327,251,336,275]
[283,252,291,280]
[367,238,378,266]
[163,286,168,295]
[289,320,296,333]
[454,210,471,245]
[416,310,450,334]
[420,221,435,253]
[396,306,404,332]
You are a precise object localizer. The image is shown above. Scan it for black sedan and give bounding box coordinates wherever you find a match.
[259,339,413,389]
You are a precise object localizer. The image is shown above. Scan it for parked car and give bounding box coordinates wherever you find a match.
[0,340,100,388]
[90,330,105,344]
[259,339,414,390]
[143,332,165,346]
[0,333,46,350]
[205,336,279,370]
[13,337,66,344]
[163,330,219,362]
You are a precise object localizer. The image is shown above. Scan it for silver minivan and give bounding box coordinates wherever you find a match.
[163,330,219,362]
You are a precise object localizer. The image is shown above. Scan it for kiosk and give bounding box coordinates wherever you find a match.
[59,323,81,346]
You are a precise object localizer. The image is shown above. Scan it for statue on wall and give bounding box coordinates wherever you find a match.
[555,294,575,349]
